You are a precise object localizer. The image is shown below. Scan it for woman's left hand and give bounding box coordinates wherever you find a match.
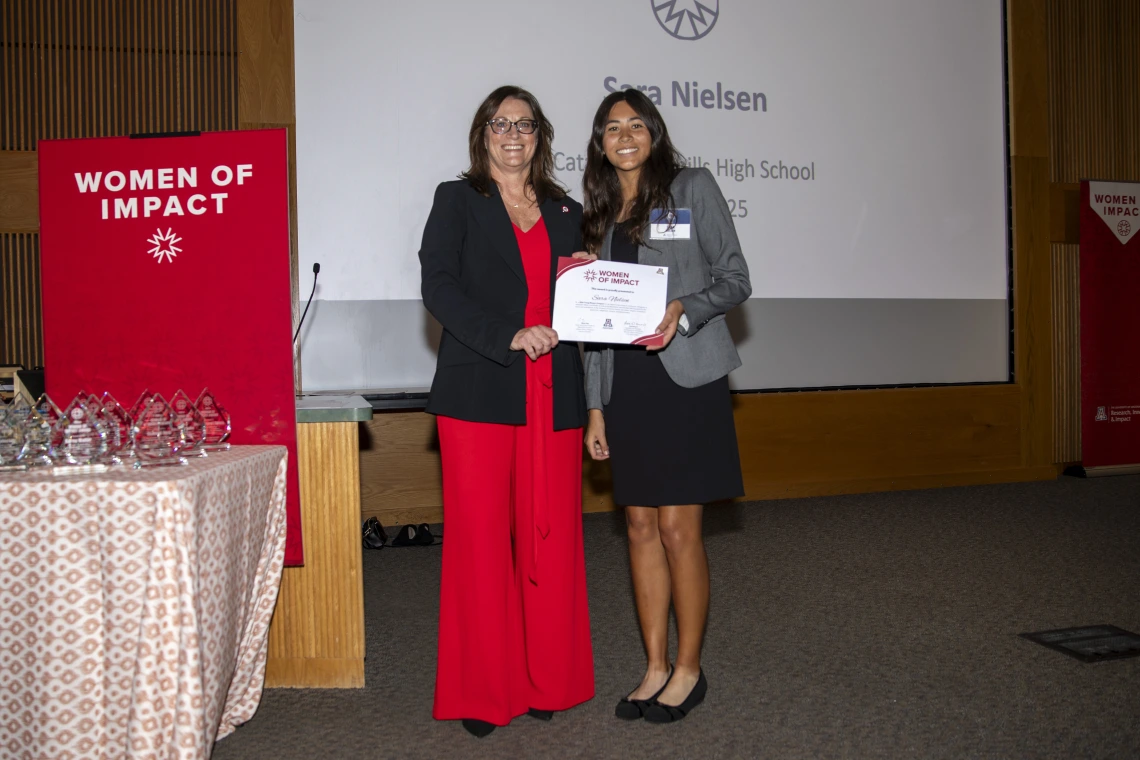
[571,251,598,261]
[648,300,685,352]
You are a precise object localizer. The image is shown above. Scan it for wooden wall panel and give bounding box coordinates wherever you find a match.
[1048,0,1140,185]
[1011,154,1054,467]
[0,0,238,150]
[361,385,1059,529]
[1046,0,1140,462]
[1009,0,1051,160]
[1051,243,1081,463]
[1009,0,1054,469]
[236,0,295,125]
[0,151,38,232]
[236,0,299,385]
[0,0,239,369]
[267,421,365,688]
[359,411,442,526]
[0,234,42,367]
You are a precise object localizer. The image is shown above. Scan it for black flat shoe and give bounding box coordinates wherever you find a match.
[527,708,553,721]
[615,668,672,720]
[644,670,707,723]
[462,719,495,738]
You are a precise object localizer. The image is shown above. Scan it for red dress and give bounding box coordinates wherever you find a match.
[433,217,595,724]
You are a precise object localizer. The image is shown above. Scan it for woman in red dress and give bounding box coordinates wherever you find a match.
[419,86,594,738]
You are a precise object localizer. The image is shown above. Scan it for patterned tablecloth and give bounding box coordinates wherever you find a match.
[0,446,289,760]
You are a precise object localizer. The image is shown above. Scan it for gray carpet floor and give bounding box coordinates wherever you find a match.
[213,475,1140,760]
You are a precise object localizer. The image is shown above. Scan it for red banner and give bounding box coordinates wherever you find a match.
[1079,180,1140,468]
[38,129,303,564]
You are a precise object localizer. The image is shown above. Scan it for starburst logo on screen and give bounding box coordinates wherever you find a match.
[147,228,182,263]
[1119,220,1132,237]
[653,0,720,41]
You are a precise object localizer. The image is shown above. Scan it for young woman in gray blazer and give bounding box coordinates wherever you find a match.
[580,89,751,723]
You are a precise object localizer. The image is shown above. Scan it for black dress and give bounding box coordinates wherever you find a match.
[604,219,745,507]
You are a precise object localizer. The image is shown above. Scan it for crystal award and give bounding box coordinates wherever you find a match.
[20,404,55,467]
[100,392,134,464]
[33,394,65,462]
[85,394,116,455]
[0,400,28,471]
[171,389,207,457]
[55,395,109,466]
[131,393,187,467]
[195,388,231,451]
[130,389,155,421]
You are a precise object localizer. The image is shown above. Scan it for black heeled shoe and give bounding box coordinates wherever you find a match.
[644,669,707,723]
[614,668,672,720]
[462,719,495,738]
[527,708,553,721]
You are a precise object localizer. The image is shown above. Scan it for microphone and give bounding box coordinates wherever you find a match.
[294,262,320,343]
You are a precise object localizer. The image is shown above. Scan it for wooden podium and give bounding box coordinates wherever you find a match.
[266,395,372,688]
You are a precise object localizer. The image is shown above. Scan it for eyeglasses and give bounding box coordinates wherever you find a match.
[486,118,538,135]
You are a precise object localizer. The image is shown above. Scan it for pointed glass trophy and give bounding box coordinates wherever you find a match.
[131,394,187,467]
[33,394,65,462]
[85,394,117,455]
[171,389,207,457]
[130,388,155,422]
[0,399,29,471]
[21,404,55,467]
[100,392,134,464]
[54,395,109,467]
[195,388,231,452]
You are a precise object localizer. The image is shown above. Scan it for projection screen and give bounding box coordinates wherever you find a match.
[293,0,1010,392]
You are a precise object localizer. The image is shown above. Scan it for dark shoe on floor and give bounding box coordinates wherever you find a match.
[615,668,672,720]
[527,708,553,721]
[462,719,495,738]
[391,523,440,547]
[644,669,707,723]
[416,522,437,545]
[361,517,387,550]
[392,524,423,546]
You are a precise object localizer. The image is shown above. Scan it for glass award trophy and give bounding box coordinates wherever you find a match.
[100,392,134,464]
[85,394,117,456]
[131,393,187,467]
[33,394,65,462]
[130,389,155,422]
[54,395,109,469]
[0,400,28,471]
[21,404,55,467]
[171,389,207,457]
[195,388,231,452]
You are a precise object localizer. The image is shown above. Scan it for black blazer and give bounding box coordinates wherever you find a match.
[419,179,587,430]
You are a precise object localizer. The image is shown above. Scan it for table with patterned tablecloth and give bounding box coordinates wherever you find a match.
[0,445,289,760]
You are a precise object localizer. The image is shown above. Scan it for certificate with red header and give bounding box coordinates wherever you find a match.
[552,258,669,347]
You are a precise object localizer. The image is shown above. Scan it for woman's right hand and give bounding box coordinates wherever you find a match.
[585,409,610,460]
[510,325,559,361]
[571,251,598,261]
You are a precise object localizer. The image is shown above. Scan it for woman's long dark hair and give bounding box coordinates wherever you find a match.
[460,85,566,202]
[582,89,686,252]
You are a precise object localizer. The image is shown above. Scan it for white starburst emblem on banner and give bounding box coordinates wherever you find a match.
[147,228,183,263]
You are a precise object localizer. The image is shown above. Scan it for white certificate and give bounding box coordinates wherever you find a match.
[552,258,669,347]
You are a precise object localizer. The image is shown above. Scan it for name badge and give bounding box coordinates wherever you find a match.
[649,208,691,240]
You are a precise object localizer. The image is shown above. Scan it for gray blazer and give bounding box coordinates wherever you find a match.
[584,167,752,409]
